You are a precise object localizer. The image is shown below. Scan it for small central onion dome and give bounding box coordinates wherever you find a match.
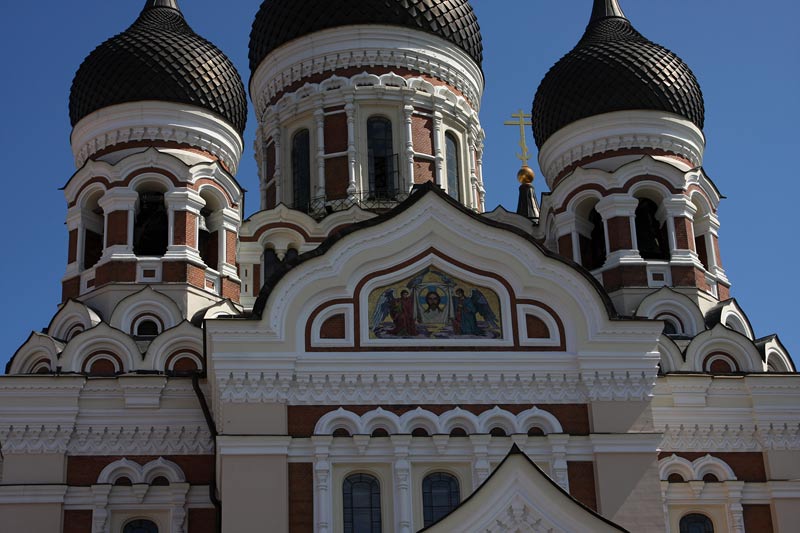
[70,0,247,134]
[248,0,483,74]
[532,0,704,148]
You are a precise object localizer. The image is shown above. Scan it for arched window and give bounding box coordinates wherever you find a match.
[133,191,168,257]
[367,117,396,199]
[198,210,217,269]
[123,519,159,533]
[422,472,461,527]
[343,473,381,533]
[292,129,311,212]
[635,198,670,261]
[679,513,714,533]
[584,208,606,270]
[445,133,461,201]
[136,320,159,337]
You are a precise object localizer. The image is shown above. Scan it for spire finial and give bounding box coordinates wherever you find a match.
[143,0,181,11]
[590,0,626,23]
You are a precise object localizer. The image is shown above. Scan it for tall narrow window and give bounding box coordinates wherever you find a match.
[585,208,606,270]
[133,191,168,257]
[292,129,311,212]
[124,520,159,533]
[445,133,461,201]
[679,513,714,533]
[343,473,381,533]
[367,117,395,199]
[422,472,461,527]
[635,198,670,260]
[83,191,104,269]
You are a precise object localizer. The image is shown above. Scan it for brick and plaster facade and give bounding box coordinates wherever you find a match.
[1,1,799,533]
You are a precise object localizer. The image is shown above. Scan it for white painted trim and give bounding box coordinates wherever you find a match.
[310,303,355,348]
[538,110,706,186]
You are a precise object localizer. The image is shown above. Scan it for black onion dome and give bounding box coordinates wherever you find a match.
[249,0,483,73]
[532,0,704,148]
[70,0,247,134]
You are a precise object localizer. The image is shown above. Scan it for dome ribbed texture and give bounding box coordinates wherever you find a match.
[532,16,705,148]
[70,5,247,134]
[249,0,483,74]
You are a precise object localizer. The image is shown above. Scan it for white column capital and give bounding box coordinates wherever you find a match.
[164,189,205,214]
[595,194,639,219]
[97,188,139,212]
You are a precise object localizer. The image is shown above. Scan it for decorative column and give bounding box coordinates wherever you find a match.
[467,129,479,209]
[213,208,241,281]
[595,194,643,267]
[392,435,413,533]
[548,434,570,491]
[312,436,333,533]
[345,95,357,197]
[169,484,190,533]
[696,212,728,282]
[271,126,283,205]
[403,103,415,191]
[164,189,205,265]
[725,481,746,533]
[475,133,486,212]
[470,434,492,488]
[97,188,139,263]
[90,484,112,533]
[553,212,580,263]
[662,196,702,267]
[315,108,326,201]
[432,111,444,186]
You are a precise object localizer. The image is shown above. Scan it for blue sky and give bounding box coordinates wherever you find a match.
[0,1,798,368]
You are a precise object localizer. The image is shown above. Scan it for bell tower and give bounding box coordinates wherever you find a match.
[61,0,248,318]
[533,0,729,314]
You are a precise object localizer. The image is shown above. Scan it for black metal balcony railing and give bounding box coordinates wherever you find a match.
[291,190,411,219]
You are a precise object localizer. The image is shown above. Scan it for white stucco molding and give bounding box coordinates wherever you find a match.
[538,110,706,185]
[70,101,244,174]
[250,25,484,118]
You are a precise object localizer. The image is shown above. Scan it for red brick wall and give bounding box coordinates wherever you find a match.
[222,277,241,302]
[188,508,218,533]
[68,229,78,263]
[558,234,574,261]
[413,159,435,184]
[568,462,597,511]
[325,157,349,200]
[64,510,92,533]
[713,235,723,268]
[412,115,434,154]
[674,217,694,251]
[173,211,197,248]
[63,277,80,302]
[266,142,276,181]
[106,211,129,246]
[325,113,348,154]
[606,217,632,251]
[743,504,773,533]
[602,265,648,291]
[95,261,136,286]
[67,456,214,486]
[658,452,767,482]
[526,315,550,339]
[670,265,710,291]
[289,463,314,533]
[288,404,590,438]
[226,230,236,265]
[162,262,207,287]
[320,314,346,339]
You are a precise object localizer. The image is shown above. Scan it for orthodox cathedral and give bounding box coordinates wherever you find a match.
[1,0,798,532]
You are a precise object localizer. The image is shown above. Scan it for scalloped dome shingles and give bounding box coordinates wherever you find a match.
[248,0,483,74]
[532,8,705,148]
[70,3,247,134]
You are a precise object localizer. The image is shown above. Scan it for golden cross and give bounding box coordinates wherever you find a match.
[504,109,533,165]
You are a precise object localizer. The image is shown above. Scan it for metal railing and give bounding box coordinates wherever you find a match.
[292,190,410,219]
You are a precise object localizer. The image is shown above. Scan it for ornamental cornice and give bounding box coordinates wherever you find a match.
[215,370,656,405]
[659,423,800,452]
[0,424,213,455]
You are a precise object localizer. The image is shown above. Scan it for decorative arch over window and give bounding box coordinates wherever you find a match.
[343,473,382,533]
[367,117,396,198]
[679,513,714,533]
[292,129,311,212]
[124,519,159,533]
[635,198,670,261]
[445,132,461,201]
[423,472,461,527]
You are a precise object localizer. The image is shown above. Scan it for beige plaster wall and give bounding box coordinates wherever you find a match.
[0,503,62,532]
[765,450,800,480]
[773,499,800,533]
[220,455,288,533]
[221,402,287,435]
[590,400,654,432]
[1,454,66,484]
[595,453,666,533]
